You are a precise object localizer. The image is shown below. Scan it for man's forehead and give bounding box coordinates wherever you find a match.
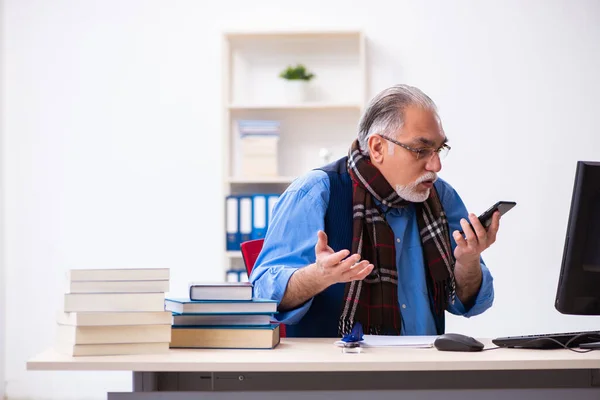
[401,124,446,142]
[402,108,446,143]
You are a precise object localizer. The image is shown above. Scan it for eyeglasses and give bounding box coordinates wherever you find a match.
[380,135,451,161]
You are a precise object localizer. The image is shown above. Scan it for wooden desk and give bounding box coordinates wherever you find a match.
[27,338,600,399]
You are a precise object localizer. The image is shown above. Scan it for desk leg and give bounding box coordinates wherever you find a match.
[133,372,157,392]
[131,372,213,392]
[108,373,197,399]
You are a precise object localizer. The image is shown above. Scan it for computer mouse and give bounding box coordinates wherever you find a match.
[434,333,484,352]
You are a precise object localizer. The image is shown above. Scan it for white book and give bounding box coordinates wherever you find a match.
[64,293,165,312]
[57,311,173,326]
[56,324,172,345]
[67,268,170,282]
[68,280,169,293]
[55,341,170,356]
[188,282,252,301]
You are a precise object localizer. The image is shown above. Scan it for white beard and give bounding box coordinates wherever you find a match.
[395,172,438,203]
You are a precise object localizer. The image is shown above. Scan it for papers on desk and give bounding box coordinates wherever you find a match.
[335,335,438,348]
[362,335,438,348]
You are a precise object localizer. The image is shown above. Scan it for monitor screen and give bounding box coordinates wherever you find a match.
[555,161,600,315]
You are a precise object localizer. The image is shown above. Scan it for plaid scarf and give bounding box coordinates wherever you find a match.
[339,139,456,336]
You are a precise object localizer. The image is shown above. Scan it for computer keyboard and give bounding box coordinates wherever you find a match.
[492,330,600,349]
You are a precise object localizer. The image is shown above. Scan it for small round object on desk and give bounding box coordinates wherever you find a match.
[342,342,362,354]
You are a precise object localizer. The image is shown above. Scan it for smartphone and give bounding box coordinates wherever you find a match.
[459,201,516,234]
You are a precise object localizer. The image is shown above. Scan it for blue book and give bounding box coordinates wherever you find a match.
[172,312,274,327]
[164,298,277,314]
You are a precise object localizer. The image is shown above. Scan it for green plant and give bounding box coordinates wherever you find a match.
[279,64,315,81]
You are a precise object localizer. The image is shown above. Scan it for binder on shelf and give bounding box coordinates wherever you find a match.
[225,196,240,251]
[224,193,281,253]
[226,269,240,283]
[267,194,279,226]
[239,196,252,244]
[251,194,268,240]
[225,269,249,283]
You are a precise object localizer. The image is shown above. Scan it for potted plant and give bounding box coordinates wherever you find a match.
[279,64,315,103]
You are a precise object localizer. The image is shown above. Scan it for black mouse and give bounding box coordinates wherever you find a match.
[434,333,484,352]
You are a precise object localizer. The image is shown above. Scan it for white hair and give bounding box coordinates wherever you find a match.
[357,84,438,155]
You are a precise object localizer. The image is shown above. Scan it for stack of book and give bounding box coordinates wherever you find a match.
[237,119,280,177]
[165,282,280,349]
[55,268,172,356]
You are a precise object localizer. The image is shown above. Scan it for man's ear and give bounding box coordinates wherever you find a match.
[368,135,386,164]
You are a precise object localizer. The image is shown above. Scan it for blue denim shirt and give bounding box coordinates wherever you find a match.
[249,170,494,335]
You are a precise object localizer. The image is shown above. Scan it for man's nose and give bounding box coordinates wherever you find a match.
[425,153,442,172]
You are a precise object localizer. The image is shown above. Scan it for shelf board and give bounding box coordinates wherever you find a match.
[227,251,242,258]
[228,102,362,111]
[228,176,295,184]
[225,30,362,40]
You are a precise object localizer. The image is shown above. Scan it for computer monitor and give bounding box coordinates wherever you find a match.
[492,161,600,349]
[555,160,600,315]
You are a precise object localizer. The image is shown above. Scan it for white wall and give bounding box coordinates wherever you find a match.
[3,0,600,399]
[1,0,6,397]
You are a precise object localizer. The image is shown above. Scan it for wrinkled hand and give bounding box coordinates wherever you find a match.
[452,211,501,267]
[314,230,374,285]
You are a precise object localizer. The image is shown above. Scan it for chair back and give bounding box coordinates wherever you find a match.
[240,239,286,338]
[240,239,264,276]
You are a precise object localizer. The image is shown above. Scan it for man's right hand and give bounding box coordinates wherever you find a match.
[279,230,375,311]
[314,230,374,286]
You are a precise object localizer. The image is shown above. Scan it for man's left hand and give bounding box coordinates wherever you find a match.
[451,211,500,304]
[453,211,501,267]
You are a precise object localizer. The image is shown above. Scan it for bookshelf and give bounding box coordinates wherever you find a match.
[228,103,363,111]
[221,29,367,279]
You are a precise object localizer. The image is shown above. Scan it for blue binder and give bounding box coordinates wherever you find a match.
[238,195,253,244]
[225,196,240,251]
[267,194,279,227]
[251,194,268,240]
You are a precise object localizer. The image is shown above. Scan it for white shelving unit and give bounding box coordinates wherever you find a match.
[221,29,367,279]
[228,103,363,111]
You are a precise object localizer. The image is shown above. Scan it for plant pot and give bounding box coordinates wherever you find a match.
[283,80,309,103]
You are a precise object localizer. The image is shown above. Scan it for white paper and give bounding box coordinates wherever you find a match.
[360,335,438,348]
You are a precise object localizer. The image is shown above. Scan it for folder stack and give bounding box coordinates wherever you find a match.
[165,282,280,349]
[225,193,280,252]
[54,268,172,356]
